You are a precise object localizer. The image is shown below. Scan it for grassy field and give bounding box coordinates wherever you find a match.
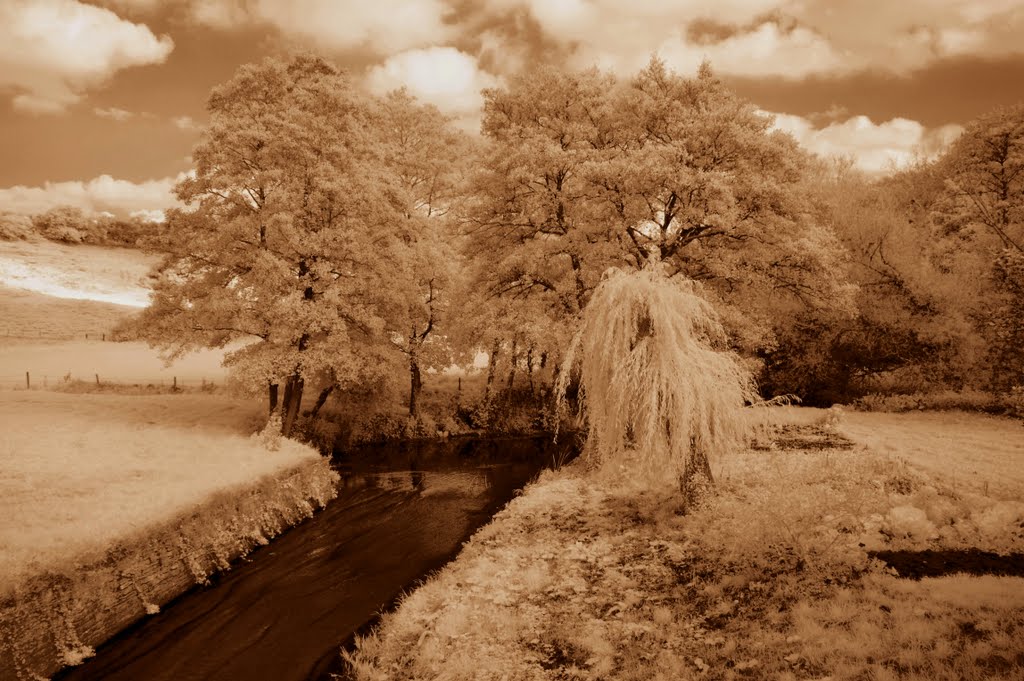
[0,339,231,389]
[840,410,1024,501]
[0,284,136,340]
[344,407,1024,680]
[0,390,304,594]
[0,239,156,308]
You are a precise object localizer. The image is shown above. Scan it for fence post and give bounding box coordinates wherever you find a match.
[95,374,100,386]
[102,333,105,341]
[173,376,177,389]
[25,371,30,389]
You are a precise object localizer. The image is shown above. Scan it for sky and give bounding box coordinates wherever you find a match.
[0,0,1023,218]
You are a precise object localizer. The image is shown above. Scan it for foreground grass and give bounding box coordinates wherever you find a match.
[345,410,1024,680]
[0,391,309,592]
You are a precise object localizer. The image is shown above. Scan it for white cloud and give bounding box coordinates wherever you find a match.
[189,0,453,53]
[0,0,173,114]
[769,111,964,174]
[656,22,845,79]
[482,0,1024,79]
[172,115,200,130]
[94,106,134,121]
[0,174,184,217]
[129,208,166,222]
[366,47,500,131]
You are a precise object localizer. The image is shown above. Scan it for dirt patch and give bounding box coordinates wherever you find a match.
[870,549,1024,579]
[753,425,854,451]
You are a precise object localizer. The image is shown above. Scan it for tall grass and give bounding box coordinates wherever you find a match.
[555,266,756,503]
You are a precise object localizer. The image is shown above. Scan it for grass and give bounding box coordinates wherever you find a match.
[0,390,303,593]
[0,339,231,389]
[344,407,1024,680]
[0,238,157,308]
[0,284,135,340]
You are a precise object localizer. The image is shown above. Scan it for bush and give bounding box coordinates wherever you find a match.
[0,212,35,241]
[852,389,1006,414]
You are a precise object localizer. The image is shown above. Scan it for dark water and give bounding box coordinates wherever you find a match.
[56,436,572,681]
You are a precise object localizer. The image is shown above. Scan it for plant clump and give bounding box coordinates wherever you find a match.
[555,265,758,504]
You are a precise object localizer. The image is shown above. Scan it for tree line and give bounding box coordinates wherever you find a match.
[8,54,1019,435]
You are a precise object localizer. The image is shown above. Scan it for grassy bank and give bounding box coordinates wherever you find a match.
[0,391,310,592]
[344,408,1024,680]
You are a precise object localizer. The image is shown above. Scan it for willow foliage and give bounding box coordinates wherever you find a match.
[556,266,757,496]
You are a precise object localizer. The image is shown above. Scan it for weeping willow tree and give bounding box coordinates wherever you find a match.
[555,265,758,506]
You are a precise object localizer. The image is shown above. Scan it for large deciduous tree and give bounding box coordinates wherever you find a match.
[932,105,1024,389]
[133,55,409,436]
[378,90,474,415]
[466,58,852,389]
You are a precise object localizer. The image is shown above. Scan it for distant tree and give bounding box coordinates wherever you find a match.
[32,206,90,243]
[130,55,412,436]
[0,211,34,241]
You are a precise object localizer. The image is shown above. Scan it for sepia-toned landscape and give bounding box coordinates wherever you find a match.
[1,2,1023,680]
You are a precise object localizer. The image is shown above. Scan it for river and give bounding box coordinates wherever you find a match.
[55,435,573,681]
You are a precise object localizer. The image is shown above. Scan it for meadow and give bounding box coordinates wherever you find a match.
[345,408,1024,681]
[0,390,303,594]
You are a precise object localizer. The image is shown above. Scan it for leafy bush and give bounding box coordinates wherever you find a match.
[852,389,1014,415]
[0,212,35,241]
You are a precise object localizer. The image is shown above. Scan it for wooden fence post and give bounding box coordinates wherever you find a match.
[95,374,100,386]
[25,371,30,389]
[173,376,177,389]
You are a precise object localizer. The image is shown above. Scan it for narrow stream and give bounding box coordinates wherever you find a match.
[56,436,572,681]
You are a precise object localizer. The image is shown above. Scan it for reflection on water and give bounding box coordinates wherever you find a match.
[56,435,574,681]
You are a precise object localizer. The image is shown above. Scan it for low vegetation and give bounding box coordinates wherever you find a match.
[344,408,1024,680]
[0,390,302,592]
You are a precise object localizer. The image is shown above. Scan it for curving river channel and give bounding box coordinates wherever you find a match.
[55,436,572,681]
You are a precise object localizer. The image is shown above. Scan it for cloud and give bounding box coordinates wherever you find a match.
[0,0,173,115]
[94,106,135,121]
[172,115,201,130]
[129,208,166,223]
[366,47,499,130]
[473,0,1024,80]
[0,173,184,217]
[188,0,453,53]
[769,111,963,173]
[656,21,844,79]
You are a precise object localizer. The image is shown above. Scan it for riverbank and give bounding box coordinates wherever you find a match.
[344,408,1024,680]
[0,391,338,680]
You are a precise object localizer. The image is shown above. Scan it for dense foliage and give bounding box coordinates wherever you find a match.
[15,55,1021,435]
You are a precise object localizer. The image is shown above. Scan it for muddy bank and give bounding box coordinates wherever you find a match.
[870,549,1024,579]
[0,457,338,681]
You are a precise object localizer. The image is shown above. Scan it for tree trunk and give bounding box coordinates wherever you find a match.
[526,345,535,394]
[409,356,423,417]
[506,340,519,393]
[268,382,279,415]
[484,338,501,399]
[281,373,304,437]
[308,384,334,418]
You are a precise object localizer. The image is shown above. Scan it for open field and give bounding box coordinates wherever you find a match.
[840,410,1024,501]
[0,391,304,593]
[0,284,136,340]
[0,339,231,389]
[0,239,157,308]
[345,408,1024,680]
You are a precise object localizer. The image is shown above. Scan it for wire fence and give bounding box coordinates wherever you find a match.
[1,330,120,341]
[0,372,221,391]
